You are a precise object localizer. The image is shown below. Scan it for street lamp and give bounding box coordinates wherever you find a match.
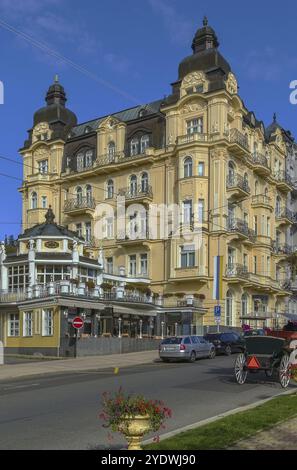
[118,317,122,338]
[161,321,165,339]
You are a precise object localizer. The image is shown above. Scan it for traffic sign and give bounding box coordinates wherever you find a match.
[72,317,84,330]
[214,305,221,317]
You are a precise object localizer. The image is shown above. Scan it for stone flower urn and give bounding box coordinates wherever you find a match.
[118,415,151,450]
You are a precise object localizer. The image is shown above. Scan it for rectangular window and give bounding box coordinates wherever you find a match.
[198,199,204,223]
[23,312,33,337]
[187,117,203,135]
[85,222,92,242]
[253,256,257,274]
[8,314,19,337]
[42,309,53,336]
[106,257,113,274]
[8,264,29,291]
[140,254,148,275]
[39,160,48,174]
[267,256,271,277]
[76,223,82,238]
[243,253,248,269]
[198,162,205,176]
[129,255,137,276]
[41,196,47,209]
[180,245,195,268]
[253,216,258,235]
[183,200,193,224]
[106,217,114,239]
[267,217,270,237]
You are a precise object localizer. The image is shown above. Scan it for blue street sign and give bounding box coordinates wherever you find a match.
[214,305,221,317]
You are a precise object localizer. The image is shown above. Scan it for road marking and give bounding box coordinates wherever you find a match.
[2,383,40,391]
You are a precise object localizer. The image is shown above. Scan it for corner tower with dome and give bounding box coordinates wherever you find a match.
[12,18,296,352]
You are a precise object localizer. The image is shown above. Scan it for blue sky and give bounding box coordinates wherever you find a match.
[0,0,297,238]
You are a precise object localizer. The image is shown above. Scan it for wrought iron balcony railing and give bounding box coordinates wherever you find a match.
[225,263,249,278]
[64,197,96,212]
[118,184,153,200]
[251,152,269,168]
[227,217,249,236]
[271,241,293,255]
[229,128,249,150]
[226,173,250,193]
[275,207,295,222]
[273,170,293,186]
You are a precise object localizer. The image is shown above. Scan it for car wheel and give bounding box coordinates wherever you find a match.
[209,348,216,359]
[188,351,196,363]
[224,345,232,356]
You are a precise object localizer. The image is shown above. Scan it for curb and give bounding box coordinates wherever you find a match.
[142,387,297,445]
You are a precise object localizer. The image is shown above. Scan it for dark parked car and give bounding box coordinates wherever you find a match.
[204,332,245,356]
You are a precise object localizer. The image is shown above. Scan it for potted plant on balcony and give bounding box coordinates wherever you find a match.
[86,280,95,290]
[100,388,172,450]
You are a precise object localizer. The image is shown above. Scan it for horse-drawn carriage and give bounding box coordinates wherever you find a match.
[234,334,297,388]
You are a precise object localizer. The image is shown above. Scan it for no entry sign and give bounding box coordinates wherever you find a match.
[72,317,84,330]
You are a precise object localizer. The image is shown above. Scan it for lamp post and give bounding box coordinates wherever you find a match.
[118,317,122,338]
[161,321,165,339]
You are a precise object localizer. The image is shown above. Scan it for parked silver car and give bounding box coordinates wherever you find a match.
[159,335,216,362]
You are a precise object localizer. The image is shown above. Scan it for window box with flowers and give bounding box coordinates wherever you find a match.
[100,388,172,450]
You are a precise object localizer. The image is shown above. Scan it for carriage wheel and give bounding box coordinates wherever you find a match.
[279,354,291,388]
[235,353,247,384]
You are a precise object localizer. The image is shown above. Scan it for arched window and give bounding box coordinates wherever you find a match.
[254,180,259,196]
[130,175,137,195]
[226,290,233,326]
[228,161,235,183]
[141,172,149,193]
[140,135,150,154]
[108,142,116,160]
[85,150,93,168]
[276,195,281,216]
[184,157,193,178]
[31,192,37,209]
[77,152,84,171]
[130,138,139,156]
[76,186,83,205]
[41,196,47,209]
[243,172,249,191]
[86,185,92,204]
[241,293,248,318]
[107,179,114,199]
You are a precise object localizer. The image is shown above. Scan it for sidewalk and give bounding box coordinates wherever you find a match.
[230,416,297,450]
[0,350,158,381]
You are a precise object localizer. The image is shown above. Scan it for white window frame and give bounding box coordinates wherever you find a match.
[39,160,48,174]
[41,195,47,209]
[140,253,148,275]
[23,311,33,337]
[8,314,19,337]
[42,309,54,336]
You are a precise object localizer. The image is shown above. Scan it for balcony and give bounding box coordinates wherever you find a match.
[271,241,293,257]
[250,152,270,176]
[251,195,273,211]
[225,263,249,282]
[228,128,249,157]
[118,184,153,203]
[64,197,96,215]
[226,173,250,199]
[275,207,295,226]
[227,217,249,238]
[116,229,151,246]
[177,132,208,145]
[273,171,294,192]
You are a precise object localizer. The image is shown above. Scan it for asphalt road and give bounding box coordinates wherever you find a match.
[0,354,294,450]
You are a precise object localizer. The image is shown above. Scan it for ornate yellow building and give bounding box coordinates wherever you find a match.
[18,18,294,334]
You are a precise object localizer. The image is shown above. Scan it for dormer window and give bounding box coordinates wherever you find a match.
[85,150,93,168]
[108,142,116,159]
[39,160,48,174]
[76,149,93,171]
[187,118,203,135]
[131,138,139,156]
[140,135,150,154]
